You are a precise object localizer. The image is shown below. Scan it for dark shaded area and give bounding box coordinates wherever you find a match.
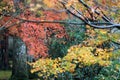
[48,21,86,59]
[0,34,10,70]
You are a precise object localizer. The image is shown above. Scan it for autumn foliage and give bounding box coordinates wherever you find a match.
[19,11,67,57]
[29,26,120,79]
[1,0,120,58]
[0,0,69,58]
[0,0,120,80]
[6,10,67,58]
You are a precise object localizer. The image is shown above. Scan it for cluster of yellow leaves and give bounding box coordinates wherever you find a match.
[97,0,120,22]
[30,57,76,77]
[0,0,13,13]
[66,45,112,66]
[85,25,120,47]
[29,45,112,78]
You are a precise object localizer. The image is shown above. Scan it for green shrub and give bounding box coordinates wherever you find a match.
[48,21,86,58]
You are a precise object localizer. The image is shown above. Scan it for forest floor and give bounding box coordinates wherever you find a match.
[0,70,12,80]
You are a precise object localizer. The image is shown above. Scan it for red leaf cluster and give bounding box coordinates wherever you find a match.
[0,0,68,57]
[3,10,67,58]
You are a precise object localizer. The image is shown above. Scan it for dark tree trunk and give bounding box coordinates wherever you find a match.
[10,37,29,80]
[0,34,9,70]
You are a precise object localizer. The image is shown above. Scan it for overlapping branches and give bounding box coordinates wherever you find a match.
[0,0,120,33]
[60,0,120,29]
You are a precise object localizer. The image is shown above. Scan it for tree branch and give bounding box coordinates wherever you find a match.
[16,17,113,25]
[59,0,120,29]
[0,16,113,33]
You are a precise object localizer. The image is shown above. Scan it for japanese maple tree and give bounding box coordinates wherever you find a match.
[0,0,120,58]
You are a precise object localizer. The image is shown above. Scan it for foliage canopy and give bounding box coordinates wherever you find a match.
[0,0,120,79]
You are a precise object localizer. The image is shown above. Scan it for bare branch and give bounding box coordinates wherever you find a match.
[16,17,111,25]
[0,21,23,34]
[40,8,67,13]
[0,0,120,33]
[78,0,113,23]
[0,16,112,33]
[59,0,120,29]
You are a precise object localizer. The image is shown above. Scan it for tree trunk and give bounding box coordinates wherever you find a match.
[10,37,28,80]
[0,35,9,70]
